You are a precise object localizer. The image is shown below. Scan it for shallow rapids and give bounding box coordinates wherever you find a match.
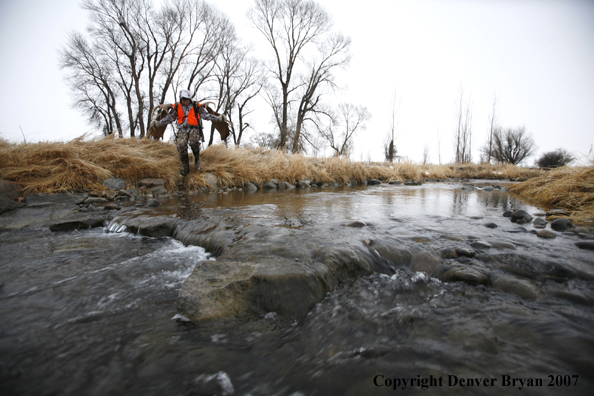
[1,181,593,395]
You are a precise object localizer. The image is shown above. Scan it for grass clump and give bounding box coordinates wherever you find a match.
[509,166,594,225]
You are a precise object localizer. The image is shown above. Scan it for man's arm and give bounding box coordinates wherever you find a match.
[150,105,176,128]
[198,105,218,122]
[198,105,229,123]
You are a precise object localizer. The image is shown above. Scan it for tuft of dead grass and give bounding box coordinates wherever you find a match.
[0,137,543,195]
[509,166,594,225]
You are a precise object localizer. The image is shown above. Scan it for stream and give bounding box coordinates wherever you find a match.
[1,181,593,395]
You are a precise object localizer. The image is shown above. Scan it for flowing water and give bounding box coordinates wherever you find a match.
[1,182,593,395]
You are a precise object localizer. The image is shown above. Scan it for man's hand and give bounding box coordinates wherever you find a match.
[149,120,161,129]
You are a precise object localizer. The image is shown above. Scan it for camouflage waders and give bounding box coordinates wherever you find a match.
[176,127,202,176]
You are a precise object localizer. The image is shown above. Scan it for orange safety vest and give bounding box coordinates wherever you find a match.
[175,102,201,126]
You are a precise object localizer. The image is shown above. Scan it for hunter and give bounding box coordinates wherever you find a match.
[150,90,228,176]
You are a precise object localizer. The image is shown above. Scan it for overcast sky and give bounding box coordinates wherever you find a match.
[1,0,593,165]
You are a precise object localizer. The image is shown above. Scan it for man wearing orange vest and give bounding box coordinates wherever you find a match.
[150,90,226,176]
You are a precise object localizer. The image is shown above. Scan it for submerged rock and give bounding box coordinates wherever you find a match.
[479,253,576,281]
[550,218,573,232]
[345,221,367,228]
[434,264,491,286]
[470,240,492,250]
[455,248,476,258]
[146,198,162,208]
[510,209,533,224]
[177,259,330,323]
[111,214,176,238]
[537,230,557,239]
[492,275,539,300]
[533,218,547,229]
[490,241,517,250]
[575,241,594,251]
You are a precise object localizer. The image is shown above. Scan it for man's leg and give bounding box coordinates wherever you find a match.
[189,128,202,169]
[176,129,191,176]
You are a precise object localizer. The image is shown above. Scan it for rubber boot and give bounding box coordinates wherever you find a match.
[180,152,190,176]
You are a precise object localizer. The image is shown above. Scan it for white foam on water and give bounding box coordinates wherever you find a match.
[194,371,235,395]
[171,313,192,322]
[411,271,429,283]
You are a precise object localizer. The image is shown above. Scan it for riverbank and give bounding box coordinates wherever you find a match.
[2,136,593,223]
[1,136,539,194]
[509,167,594,225]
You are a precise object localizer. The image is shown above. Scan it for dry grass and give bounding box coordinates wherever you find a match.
[509,166,594,225]
[1,136,541,195]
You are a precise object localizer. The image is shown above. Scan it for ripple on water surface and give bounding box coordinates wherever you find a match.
[1,182,593,395]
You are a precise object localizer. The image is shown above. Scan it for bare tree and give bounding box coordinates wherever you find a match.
[384,134,397,162]
[291,33,351,152]
[437,129,442,165]
[249,0,350,152]
[422,144,430,164]
[485,93,498,164]
[62,0,234,138]
[82,0,149,137]
[208,43,265,146]
[453,86,472,163]
[316,103,370,157]
[483,126,536,165]
[385,90,401,162]
[60,32,124,137]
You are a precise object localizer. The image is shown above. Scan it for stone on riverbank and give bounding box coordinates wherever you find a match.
[204,173,219,190]
[24,192,89,206]
[139,178,167,188]
[0,180,22,200]
[103,178,127,191]
[0,195,25,215]
[0,204,83,230]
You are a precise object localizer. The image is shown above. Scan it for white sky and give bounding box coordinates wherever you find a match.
[1,0,593,165]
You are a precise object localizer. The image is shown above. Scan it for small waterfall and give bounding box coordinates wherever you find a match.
[104,219,128,234]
